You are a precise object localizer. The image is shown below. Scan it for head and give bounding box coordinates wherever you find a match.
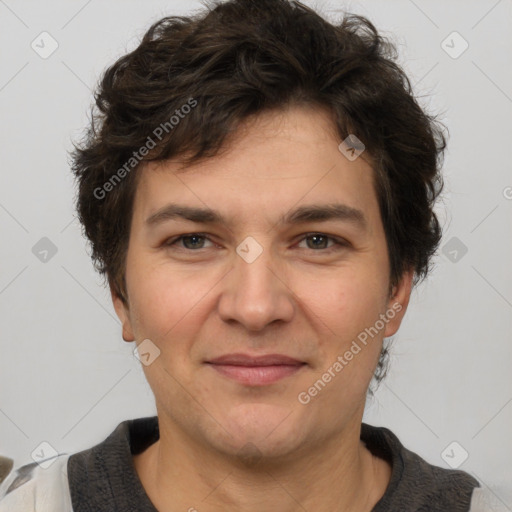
[71,0,445,460]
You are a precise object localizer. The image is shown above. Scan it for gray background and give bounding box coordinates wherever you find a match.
[1,0,511,506]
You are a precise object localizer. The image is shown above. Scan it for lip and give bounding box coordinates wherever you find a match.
[207,353,303,366]
[205,353,306,386]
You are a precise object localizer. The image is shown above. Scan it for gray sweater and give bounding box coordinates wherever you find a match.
[0,416,483,511]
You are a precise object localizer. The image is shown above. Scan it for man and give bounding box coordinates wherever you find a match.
[0,0,487,510]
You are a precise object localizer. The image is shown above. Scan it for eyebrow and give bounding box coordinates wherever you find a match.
[145,202,367,230]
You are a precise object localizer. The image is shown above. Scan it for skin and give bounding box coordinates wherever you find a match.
[112,104,414,512]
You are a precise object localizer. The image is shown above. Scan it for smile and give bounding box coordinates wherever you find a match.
[206,363,306,386]
[205,353,307,386]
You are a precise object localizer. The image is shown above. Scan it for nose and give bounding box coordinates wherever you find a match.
[217,240,295,331]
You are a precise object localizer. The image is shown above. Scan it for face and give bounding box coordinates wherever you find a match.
[113,105,413,462]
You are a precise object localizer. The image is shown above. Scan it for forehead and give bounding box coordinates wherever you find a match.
[132,106,379,231]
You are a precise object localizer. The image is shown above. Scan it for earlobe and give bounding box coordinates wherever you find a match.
[383,269,414,338]
[121,325,135,343]
[110,285,135,342]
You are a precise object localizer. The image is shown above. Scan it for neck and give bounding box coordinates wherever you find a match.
[133,416,391,512]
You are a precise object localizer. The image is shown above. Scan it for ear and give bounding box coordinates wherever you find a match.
[110,282,135,342]
[383,268,414,338]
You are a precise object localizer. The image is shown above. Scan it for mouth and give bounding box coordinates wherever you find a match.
[205,353,307,386]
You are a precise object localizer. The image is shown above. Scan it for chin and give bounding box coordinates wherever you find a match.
[211,432,302,468]
[212,402,303,458]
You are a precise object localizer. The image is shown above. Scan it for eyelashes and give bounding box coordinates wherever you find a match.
[163,232,350,253]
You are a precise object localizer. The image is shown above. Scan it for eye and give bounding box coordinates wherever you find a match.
[164,233,214,250]
[296,233,348,252]
[164,233,349,252]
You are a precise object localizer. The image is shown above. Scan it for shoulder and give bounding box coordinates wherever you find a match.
[397,438,480,510]
[362,423,481,511]
[0,453,73,512]
[401,441,479,500]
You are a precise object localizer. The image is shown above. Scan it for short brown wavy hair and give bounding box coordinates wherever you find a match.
[70,0,446,385]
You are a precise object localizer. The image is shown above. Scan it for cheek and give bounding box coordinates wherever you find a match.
[293,267,387,338]
[127,261,219,347]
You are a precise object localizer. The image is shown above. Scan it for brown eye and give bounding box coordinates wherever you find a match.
[164,233,213,250]
[297,233,347,252]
